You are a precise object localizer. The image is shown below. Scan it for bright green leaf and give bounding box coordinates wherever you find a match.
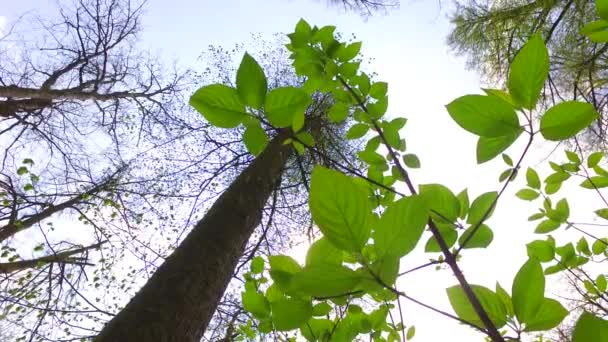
[346,123,369,140]
[592,239,608,255]
[403,154,421,168]
[310,167,371,252]
[495,282,514,318]
[588,152,604,168]
[507,34,549,109]
[236,53,267,109]
[290,264,362,298]
[524,298,568,331]
[269,255,302,292]
[265,87,311,128]
[251,256,265,274]
[476,131,522,164]
[526,240,555,262]
[374,196,429,257]
[271,298,312,331]
[243,122,269,156]
[516,189,540,201]
[512,259,545,325]
[306,237,343,266]
[458,224,494,249]
[540,101,599,141]
[369,82,388,99]
[419,184,460,223]
[526,168,541,189]
[242,290,270,319]
[446,285,507,329]
[467,191,497,225]
[581,176,608,189]
[190,84,245,128]
[535,219,561,234]
[446,95,520,137]
[457,189,469,219]
[572,312,608,342]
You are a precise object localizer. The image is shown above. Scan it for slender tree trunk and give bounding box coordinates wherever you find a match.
[95,129,293,342]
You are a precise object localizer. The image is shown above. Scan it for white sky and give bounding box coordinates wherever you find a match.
[2,0,604,341]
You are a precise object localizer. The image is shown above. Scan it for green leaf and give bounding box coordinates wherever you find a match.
[300,318,332,341]
[374,196,429,257]
[581,20,608,35]
[406,326,415,340]
[467,191,497,225]
[243,122,268,156]
[236,53,267,109]
[516,189,540,201]
[476,131,522,164]
[368,96,388,118]
[336,42,362,62]
[251,256,265,274]
[271,298,312,331]
[596,209,608,220]
[419,184,460,223]
[457,189,469,219]
[372,256,400,286]
[526,240,555,262]
[507,34,549,109]
[269,255,302,291]
[535,219,561,234]
[577,238,592,256]
[190,84,246,128]
[581,176,608,189]
[369,82,388,99]
[524,298,568,331]
[446,95,520,137]
[328,103,349,123]
[526,168,541,189]
[242,290,270,319]
[495,282,514,317]
[402,154,420,168]
[458,224,493,249]
[547,198,569,223]
[346,123,369,140]
[310,167,371,252]
[540,101,599,141]
[425,225,458,252]
[483,88,518,107]
[592,239,608,255]
[588,151,604,168]
[598,275,607,293]
[572,312,608,342]
[265,86,311,128]
[295,18,312,37]
[512,259,545,325]
[446,285,507,328]
[312,302,332,316]
[598,0,608,20]
[306,237,342,266]
[290,264,362,297]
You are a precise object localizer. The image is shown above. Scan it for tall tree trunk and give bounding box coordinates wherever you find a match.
[95,129,293,342]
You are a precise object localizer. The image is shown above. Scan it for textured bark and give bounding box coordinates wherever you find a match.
[95,129,293,342]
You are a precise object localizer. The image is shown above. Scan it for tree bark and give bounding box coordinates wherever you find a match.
[95,129,293,342]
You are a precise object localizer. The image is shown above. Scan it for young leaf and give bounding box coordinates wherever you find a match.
[572,312,608,342]
[526,240,555,262]
[458,224,494,249]
[592,239,608,255]
[236,53,267,109]
[336,42,362,62]
[547,198,569,223]
[242,290,270,319]
[402,154,421,168]
[580,176,608,189]
[466,191,497,225]
[502,154,513,166]
[419,184,460,222]
[369,82,388,99]
[540,102,599,141]
[595,208,608,220]
[290,264,362,297]
[457,189,469,219]
[265,87,311,128]
[476,131,521,164]
[374,196,429,258]
[306,237,343,266]
[535,219,561,234]
[516,189,540,201]
[512,259,545,325]
[310,166,371,252]
[507,34,549,109]
[251,256,265,274]
[406,326,416,340]
[446,285,507,328]
[271,298,313,331]
[190,84,246,128]
[588,151,604,168]
[577,238,592,256]
[523,298,568,331]
[495,282,514,317]
[446,95,520,137]
[243,122,269,156]
[526,168,541,189]
[346,123,369,140]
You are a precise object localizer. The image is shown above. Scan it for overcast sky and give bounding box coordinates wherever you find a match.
[1,0,597,341]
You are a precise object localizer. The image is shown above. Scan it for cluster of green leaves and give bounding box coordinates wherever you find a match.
[581,0,608,42]
[190,15,608,342]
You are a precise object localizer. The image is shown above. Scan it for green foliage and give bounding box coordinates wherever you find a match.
[572,312,608,342]
[290,264,362,297]
[507,34,549,109]
[540,102,599,141]
[446,285,507,328]
[265,87,311,128]
[309,166,371,252]
[476,131,521,164]
[512,259,544,325]
[236,53,267,109]
[190,84,245,128]
[243,121,268,156]
[446,95,520,137]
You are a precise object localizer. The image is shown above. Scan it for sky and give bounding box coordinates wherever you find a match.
[1,0,602,341]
